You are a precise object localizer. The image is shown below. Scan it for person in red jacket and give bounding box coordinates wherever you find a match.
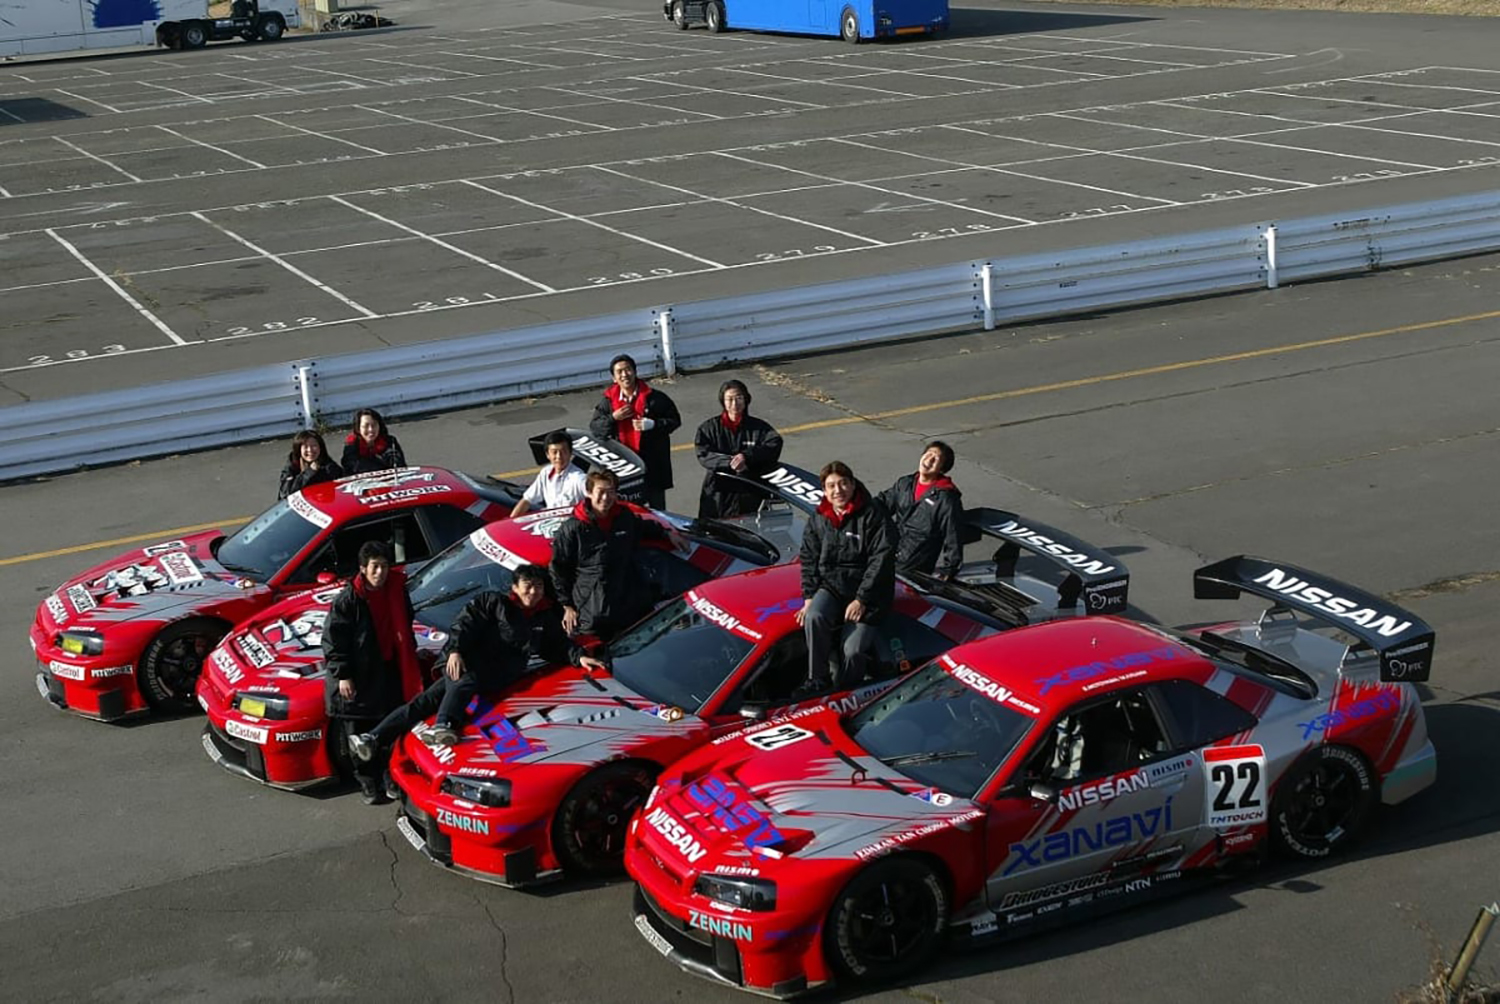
[589,354,680,509]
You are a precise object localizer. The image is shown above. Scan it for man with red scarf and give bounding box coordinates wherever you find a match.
[878,440,965,580]
[589,354,681,510]
[323,540,421,804]
[694,378,784,519]
[794,461,895,698]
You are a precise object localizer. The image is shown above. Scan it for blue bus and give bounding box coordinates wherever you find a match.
[664,0,948,43]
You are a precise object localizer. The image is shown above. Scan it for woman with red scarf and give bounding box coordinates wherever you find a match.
[340,407,407,475]
[588,354,681,510]
[323,540,422,804]
[694,379,784,519]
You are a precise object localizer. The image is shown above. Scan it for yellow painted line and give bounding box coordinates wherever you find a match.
[7,306,1496,569]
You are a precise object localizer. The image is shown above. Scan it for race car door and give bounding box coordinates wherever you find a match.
[983,686,1205,916]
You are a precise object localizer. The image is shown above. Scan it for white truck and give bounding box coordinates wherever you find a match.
[0,0,300,57]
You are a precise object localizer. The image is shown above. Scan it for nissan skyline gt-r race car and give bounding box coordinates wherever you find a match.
[389,510,1131,889]
[31,467,521,723]
[625,556,1436,998]
[197,501,784,790]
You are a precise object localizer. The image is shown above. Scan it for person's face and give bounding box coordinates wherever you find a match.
[299,439,322,464]
[723,388,748,421]
[360,558,390,589]
[546,443,572,473]
[823,473,854,510]
[512,577,545,609]
[918,447,945,479]
[357,415,380,444]
[612,361,637,394]
[587,480,617,514]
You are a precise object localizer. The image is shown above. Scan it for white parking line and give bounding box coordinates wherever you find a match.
[263,114,389,156]
[52,88,121,113]
[52,137,143,183]
[190,211,379,317]
[45,228,189,346]
[155,124,268,169]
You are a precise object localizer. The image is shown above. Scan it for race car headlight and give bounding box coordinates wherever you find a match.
[693,875,777,911]
[234,693,290,720]
[56,630,104,656]
[441,775,511,808]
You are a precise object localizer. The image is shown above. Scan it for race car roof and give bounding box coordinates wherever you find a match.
[296,466,501,521]
[942,616,1210,712]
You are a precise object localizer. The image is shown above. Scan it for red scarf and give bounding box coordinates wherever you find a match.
[720,412,743,434]
[573,499,620,533]
[914,476,955,502]
[352,566,421,700]
[346,432,390,459]
[604,381,651,452]
[817,486,866,530]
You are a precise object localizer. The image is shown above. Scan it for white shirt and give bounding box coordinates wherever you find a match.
[523,464,589,510]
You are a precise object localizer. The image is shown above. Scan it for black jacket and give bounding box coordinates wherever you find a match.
[551,504,671,635]
[799,484,896,623]
[590,386,681,493]
[694,414,784,519]
[341,434,406,475]
[278,459,345,500]
[878,474,964,579]
[443,592,583,689]
[323,579,416,719]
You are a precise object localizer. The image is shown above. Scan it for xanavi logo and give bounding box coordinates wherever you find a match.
[1004,798,1173,876]
[645,807,707,863]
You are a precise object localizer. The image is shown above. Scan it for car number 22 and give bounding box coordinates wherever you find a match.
[1203,744,1267,827]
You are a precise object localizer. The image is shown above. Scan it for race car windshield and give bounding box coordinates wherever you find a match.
[216,500,321,581]
[847,662,1032,800]
[608,598,756,713]
[408,537,516,628]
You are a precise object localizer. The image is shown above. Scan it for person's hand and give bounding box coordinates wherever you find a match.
[445,652,465,681]
[338,679,355,700]
[562,606,579,634]
[579,655,607,671]
[729,453,747,472]
[612,404,634,421]
[794,605,807,627]
[632,417,655,432]
[844,599,865,623]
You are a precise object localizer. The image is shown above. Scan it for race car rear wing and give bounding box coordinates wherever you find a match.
[711,462,824,516]
[899,571,1038,630]
[961,507,1130,615]
[527,428,648,503]
[1193,555,1435,683]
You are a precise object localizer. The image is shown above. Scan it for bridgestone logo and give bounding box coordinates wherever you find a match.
[999,872,1110,909]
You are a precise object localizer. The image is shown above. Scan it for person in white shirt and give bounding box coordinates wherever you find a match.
[511,431,590,517]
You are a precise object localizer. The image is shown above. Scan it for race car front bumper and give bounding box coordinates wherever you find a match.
[30,618,145,721]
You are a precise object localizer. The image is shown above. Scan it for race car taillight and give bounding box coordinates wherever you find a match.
[57,630,104,656]
[694,874,777,911]
[234,693,290,720]
[441,775,511,808]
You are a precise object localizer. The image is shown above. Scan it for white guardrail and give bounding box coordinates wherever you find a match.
[3,188,1499,482]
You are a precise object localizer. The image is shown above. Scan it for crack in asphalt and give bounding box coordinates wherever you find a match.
[476,897,517,1004]
[1389,570,1500,601]
[377,830,408,916]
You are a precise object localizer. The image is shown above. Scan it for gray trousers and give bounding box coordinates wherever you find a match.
[804,589,879,690]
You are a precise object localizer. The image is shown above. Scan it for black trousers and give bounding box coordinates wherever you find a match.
[368,677,446,747]
[337,715,389,782]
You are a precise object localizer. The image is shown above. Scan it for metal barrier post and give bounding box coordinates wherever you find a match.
[1445,903,1499,1002]
[296,364,316,429]
[981,262,996,330]
[657,307,677,377]
[1265,225,1279,290]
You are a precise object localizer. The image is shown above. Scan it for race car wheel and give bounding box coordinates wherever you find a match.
[670,1,688,29]
[1270,745,1377,859]
[552,761,657,876]
[826,857,948,984]
[706,1,725,32]
[140,618,226,712]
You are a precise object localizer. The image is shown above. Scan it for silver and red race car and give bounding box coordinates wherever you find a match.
[625,556,1435,997]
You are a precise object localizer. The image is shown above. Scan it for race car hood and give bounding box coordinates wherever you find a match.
[645,710,983,865]
[39,530,259,632]
[408,667,701,775]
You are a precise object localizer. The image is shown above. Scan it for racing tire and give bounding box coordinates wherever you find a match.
[258,14,285,41]
[1270,745,1377,859]
[551,761,658,877]
[139,618,226,712]
[840,8,861,43]
[705,1,726,32]
[670,0,688,29]
[180,21,208,49]
[825,857,948,985]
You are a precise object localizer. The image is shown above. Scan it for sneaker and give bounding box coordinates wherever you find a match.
[384,773,401,802]
[427,724,459,747]
[348,732,376,763]
[358,777,388,806]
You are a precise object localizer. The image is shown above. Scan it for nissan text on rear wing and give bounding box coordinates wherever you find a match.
[528,428,648,504]
[1193,555,1435,683]
[712,463,825,516]
[961,507,1129,616]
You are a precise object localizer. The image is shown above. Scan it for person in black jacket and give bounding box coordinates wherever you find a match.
[341,407,406,474]
[349,564,607,756]
[589,354,680,510]
[552,468,686,639]
[323,540,422,804]
[794,461,895,698]
[694,379,784,520]
[878,440,964,580]
[278,430,345,499]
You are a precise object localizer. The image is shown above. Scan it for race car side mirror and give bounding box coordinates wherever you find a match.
[739,704,768,722]
[316,571,337,586]
[1028,781,1059,805]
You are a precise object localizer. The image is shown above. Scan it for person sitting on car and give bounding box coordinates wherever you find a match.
[278,429,345,499]
[551,468,687,640]
[350,564,606,755]
[511,431,590,518]
[340,407,406,474]
[589,354,680,510]
[878,440,964,580]
[794,461,895,698]
[694,379,784,520]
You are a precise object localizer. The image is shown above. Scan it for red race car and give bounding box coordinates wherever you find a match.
[389,509,1129,889]
[197,503,785,790]
[32,467,519,722]
[625,557,1436,997]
